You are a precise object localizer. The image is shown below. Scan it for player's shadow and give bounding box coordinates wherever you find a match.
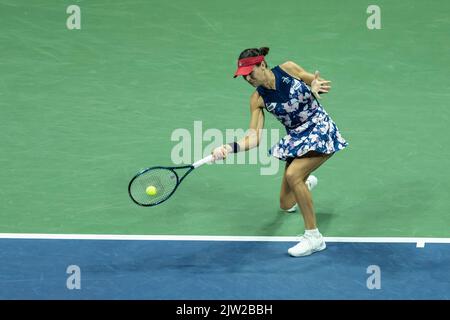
[315,211,336,234]
[256,211,286,235]
[82,242,289,275]
[257,206,337,235]
[136,241,308,274]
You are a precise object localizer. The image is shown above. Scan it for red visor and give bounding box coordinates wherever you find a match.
[233,55,265,78]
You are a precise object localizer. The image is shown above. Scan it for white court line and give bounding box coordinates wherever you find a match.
[0,233,449,244]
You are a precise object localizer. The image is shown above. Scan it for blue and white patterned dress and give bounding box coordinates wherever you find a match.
[256,66,348,161]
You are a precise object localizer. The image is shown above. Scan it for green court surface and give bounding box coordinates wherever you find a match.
[1,0,449,237]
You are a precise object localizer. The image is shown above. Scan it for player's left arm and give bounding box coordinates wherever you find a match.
[280,61,331,92]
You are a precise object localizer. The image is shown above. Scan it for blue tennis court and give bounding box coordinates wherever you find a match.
[0,237,448,299]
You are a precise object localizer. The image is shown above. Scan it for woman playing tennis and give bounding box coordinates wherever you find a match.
[212,47,348,257]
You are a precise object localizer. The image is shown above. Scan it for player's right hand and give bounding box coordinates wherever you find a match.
[211,145,229,161]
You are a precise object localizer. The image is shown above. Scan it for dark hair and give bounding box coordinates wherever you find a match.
[238,47,270,66]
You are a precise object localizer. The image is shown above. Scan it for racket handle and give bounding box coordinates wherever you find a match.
[193,154,214,168]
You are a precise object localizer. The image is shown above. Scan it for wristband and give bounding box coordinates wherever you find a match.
[227,142,240,153]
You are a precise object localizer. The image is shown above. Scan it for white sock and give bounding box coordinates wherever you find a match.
[304,228,320,237]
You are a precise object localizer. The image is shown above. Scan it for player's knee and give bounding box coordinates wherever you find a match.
[285,169,305,188]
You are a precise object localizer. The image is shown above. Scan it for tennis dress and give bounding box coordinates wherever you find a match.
[256,66,348,161]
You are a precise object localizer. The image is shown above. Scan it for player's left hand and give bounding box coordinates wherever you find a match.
[311,71,331,99]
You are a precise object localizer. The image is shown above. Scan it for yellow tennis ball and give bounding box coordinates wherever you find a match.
[146,186,157,196]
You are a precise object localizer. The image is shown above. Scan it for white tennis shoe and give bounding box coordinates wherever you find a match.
[285,204,298,213]
[305,175,318,191]
[284,175,318,213]
[288,233,326,257]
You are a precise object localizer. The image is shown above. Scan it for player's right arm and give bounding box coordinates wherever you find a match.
[212,91,265,160]
[237,91,265,151]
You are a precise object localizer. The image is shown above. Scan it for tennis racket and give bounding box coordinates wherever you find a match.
[128,154,214,207]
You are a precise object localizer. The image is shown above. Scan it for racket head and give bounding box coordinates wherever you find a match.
[128,166,182,207]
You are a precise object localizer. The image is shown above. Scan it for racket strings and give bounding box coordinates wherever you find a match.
[129,168,178,205]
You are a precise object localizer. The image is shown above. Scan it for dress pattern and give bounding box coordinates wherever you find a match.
[256,66,348,161]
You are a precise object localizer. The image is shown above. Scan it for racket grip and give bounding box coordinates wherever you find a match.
[193,154,214,168]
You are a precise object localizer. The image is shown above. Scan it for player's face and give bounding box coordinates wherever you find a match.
[243,63,266,87]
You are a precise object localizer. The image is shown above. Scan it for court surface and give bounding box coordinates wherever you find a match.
[0,235,449,299]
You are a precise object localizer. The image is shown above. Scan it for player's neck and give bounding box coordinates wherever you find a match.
[262,70,276,90]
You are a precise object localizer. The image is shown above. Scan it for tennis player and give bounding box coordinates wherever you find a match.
[212,47,348,257]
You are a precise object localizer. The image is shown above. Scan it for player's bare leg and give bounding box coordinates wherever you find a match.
[279,163,297,211]
[284,151,333,256]
[286,151,332,228]
[280,162,318,213]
